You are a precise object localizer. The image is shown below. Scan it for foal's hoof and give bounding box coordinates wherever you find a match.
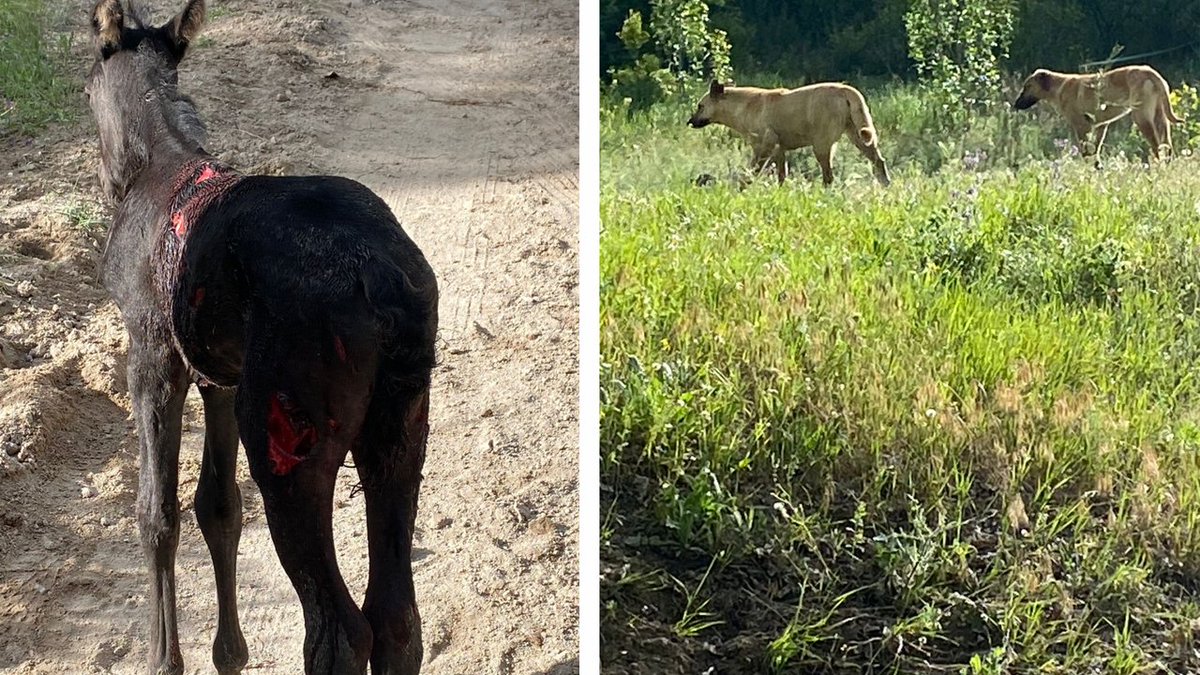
[693,173,717,187]
[213,626,249,674]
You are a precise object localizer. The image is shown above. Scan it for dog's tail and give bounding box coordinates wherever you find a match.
[1147,75,1185,124]
[844,88,879,145]
[1162,96,1184,124]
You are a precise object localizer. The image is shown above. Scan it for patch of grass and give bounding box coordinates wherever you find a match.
[601,85,1200,674]
[60,199,105,235]
[0,0,77,137]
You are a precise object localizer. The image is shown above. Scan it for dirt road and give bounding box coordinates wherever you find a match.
[0,0,579,672]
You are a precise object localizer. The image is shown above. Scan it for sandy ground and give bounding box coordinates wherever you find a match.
[0,0,579,673]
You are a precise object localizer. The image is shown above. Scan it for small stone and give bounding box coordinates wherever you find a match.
[275,92,290,102]
[100,516,115,527]
[15,280,34,298]
[81,485,98,499]
[528,515,555,537]
[434,517,453,530]
[480,408,494,418]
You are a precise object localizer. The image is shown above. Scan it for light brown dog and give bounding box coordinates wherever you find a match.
[1013,65,1183,161]
[687,80,891,186]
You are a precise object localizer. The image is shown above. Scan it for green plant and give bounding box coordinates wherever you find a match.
[0,0,76,136]
[60,199,105,235]
[670,555,724,638]
[606,0,732,111]
[1170,82,1200,152]
[905,0,1016,132]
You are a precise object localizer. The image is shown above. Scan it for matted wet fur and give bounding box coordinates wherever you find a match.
[85,1,438,673]
[1013,65,1184,161]
[687,80,891,187]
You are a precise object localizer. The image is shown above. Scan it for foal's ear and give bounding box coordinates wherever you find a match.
[91,0,124,56]
[710,80,725,98]
[166,0,206,56]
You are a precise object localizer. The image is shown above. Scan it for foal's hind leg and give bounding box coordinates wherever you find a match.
[194,384,249,674]
[248,455,371,674]
[127,334,190,675]
[237,327,375,674]
[353,379,432,675]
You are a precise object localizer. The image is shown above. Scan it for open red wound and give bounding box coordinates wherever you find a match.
[266,392,317,475]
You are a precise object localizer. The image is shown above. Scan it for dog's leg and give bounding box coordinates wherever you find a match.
[749,147,772,180]
[128,335,190,675]
[756,131,785,185]
[1152,106,1172,160]
[353,379,431,675]
[195,384,249,674]
[1133,112,1160,161]
[813,144,835,187]
[1160,112,1173,160]
[771,146,788,184]
[1071,120,1097,158]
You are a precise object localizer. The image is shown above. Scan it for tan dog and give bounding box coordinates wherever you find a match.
[687,80,891,186]
[1013,65,1183,161]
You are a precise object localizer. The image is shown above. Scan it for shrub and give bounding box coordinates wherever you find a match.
[905,0,1016,132]
[606,0,733,111]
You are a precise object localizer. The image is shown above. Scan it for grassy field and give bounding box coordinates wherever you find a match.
[601,83,1200,674]
[0,0,77,137]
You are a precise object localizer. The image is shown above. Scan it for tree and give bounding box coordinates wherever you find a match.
[606,0,733,110]
[906,0,1016,130]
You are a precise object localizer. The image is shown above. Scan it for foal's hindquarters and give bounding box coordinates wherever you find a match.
[176,176,438,673]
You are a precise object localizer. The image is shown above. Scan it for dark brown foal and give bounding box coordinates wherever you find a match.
[85,1,438,673]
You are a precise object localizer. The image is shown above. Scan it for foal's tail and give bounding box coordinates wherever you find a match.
[352,254,439,475]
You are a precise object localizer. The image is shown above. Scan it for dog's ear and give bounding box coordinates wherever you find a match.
[166,0,205,57]
[710,80,726,98]
[92,0,124,57]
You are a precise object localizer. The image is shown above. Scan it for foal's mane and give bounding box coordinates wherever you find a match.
[119,1,207,147]
[131,58,208,150]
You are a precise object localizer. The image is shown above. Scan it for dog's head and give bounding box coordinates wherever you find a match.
[1013,69,1052,110]
[688,80,727,128]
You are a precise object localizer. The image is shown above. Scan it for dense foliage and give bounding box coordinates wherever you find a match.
[601,0,1200,83]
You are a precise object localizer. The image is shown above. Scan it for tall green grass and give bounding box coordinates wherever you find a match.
[601,88,1200,673]
[0,0,77,137]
